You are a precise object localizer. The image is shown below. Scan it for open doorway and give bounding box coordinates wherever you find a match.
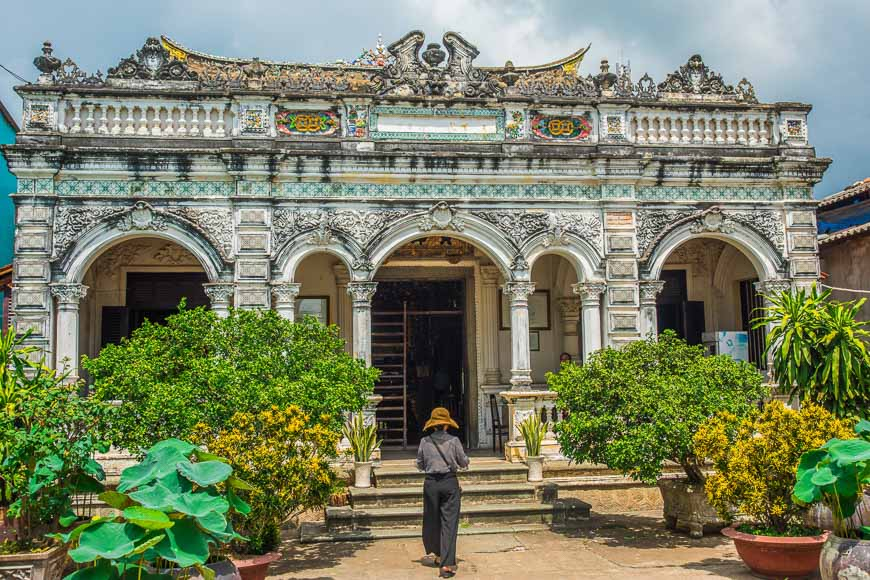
[371,280,466,449]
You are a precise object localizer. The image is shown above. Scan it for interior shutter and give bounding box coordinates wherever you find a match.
[101,306,130,347]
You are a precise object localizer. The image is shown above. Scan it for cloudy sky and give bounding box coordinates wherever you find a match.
[0,0,866,197]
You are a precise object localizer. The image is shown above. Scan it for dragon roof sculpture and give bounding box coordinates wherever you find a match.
[29,31,758,103]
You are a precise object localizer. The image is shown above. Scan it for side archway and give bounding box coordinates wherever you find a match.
[523,233,604,283]
[273,234,361,283]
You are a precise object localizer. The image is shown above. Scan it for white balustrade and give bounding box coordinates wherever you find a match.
[628,109,776,147]
[57,99,235,138]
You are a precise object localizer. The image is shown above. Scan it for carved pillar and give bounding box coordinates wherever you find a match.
[203,283,234,318]
[639,280,666,339]
[503,281,535,389]
[50,283,88,379]
[573,282,606,362]
[479,265,502,384]
[347,282,377,365]
[333,264,352,353]
[270,282,301,321]
[754,278,793,378]
[557,296,582,362]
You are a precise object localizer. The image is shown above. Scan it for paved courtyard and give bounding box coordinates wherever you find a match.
[271,511,756,579]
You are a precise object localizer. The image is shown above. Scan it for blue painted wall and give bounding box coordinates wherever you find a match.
[0,102,17,267]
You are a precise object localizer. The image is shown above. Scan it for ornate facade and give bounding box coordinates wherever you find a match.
[4,32,829,454]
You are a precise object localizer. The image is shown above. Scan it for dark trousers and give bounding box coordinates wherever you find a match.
[422,472,461,567]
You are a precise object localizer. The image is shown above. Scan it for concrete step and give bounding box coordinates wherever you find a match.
[374,462,529,487]
[300,521,551,543]
[349,482,538,509]
[315,499,590,539]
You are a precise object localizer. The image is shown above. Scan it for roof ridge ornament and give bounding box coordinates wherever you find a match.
[656,54,756,102]
[107,37,198,81]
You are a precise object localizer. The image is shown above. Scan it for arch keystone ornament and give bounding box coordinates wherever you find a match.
[115,201,167,232]
[418,202,465,232]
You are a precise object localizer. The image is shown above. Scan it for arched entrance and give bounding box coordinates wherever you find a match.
[654,238,768,368]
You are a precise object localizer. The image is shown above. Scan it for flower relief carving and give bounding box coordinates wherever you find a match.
[352,254,375,273]
[162,206,234,262]
[153,242,196,265]
[509,255,531,278]
[728,210,785,250]
[51,205,127,260]
[203,283,234,304]
[418,202,464,232]
[96,241,152,277]
[689,208,734,234]
[754,278,792,295]
[309,211,336,246]
[639,280,667,303]
[635,209,695,256]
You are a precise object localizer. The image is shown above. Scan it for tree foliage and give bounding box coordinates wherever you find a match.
[197,406,340,554]
[754,286,870,419]
[695,401,853,535]
[549,331,768,484]
[82,307,378,455]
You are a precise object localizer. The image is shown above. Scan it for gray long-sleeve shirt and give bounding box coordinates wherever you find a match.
[416,431,470,474]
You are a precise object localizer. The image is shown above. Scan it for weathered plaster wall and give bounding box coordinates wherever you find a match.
[820,236,870,321]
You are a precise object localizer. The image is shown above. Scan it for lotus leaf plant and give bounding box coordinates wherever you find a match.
[57,438,252,579]
[793,419,870,539]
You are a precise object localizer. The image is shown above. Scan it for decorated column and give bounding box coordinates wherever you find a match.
[49,283,88,380]
[270,282,301,321]
[333,264,353,353]
[573,281,606,362]
[479,265,503,384]
[347,281,378,365]
[503,281,535,389]
[557,296,582,362]
[203,283,234,318]
[639,280,666,339]
[754,278,793,379]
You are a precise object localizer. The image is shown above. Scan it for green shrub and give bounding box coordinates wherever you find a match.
[0,328,109,548]
[695,401,853,535]
[754,285,870,419]
[549,331,768,484]
[82,306,378,455]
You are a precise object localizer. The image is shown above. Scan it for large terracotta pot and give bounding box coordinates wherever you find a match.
[819,535,870,580]
[657,477,726,538]
[722,524,827,580]
[232,552,280,580]
[0,544,68,580]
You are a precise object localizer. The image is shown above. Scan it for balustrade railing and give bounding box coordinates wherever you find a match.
[58,99,234,138]
[628,110,775,146]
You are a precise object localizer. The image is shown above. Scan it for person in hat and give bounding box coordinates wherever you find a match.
[416,407,469,578]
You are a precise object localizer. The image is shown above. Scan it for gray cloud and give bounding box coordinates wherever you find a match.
[1,0,866,196]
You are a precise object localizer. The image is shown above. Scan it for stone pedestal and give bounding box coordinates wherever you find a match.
[499,389,559,462]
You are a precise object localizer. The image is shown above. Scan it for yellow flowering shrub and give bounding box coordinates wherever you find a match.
[195,405,340,554]
[694,401,853,534]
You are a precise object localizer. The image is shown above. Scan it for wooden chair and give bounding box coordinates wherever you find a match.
[489,394,509,453]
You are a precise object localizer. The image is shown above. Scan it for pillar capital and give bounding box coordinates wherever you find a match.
[347,281,378,307]
[270,282,301,304]
[203,282,234,317]
[479,264,502,286]
[639,280,667,305]
[754,278,793,296]
[50,283,88,305]
[557,296,582,318]
[332,264,351,285]
[572,281,606,305]
[503,281,536,303]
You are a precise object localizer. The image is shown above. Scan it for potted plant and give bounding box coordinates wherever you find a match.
[0,328,109,580]
[342,414,380,488]
[198,405,341,580]
[519,414,546,482]
[694,401,853,579]
[793,419,870,579]
[56,438,251,579]
[549,331,768,537]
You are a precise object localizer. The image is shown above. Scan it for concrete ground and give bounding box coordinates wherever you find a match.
[270,510,757,579]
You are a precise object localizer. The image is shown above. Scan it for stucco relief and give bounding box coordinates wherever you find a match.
[271,208,412,254]
[52,205,126,260]
[473,210,602,249]
[163,206,234,261]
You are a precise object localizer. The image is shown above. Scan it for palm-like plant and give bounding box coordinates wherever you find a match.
[753,285,870,419]
[342,414,381,463]
[519,414,546,457]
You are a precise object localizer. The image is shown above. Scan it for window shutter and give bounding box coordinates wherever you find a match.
[101,306,129,347]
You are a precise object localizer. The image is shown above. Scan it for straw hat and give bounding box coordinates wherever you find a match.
[424,407,459,431]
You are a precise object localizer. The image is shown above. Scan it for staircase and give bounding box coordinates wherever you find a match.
[370,308,407,447]
[300,458,591,542]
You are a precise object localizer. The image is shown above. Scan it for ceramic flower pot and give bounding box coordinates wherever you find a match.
[819,534,870,580]
[354,461,373,488]
[657,477,727,538]
[805,491,870,532]
[525,456,544,482]
[722,524,827,580]
[232,552,281,580]
[0,544,67,580]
